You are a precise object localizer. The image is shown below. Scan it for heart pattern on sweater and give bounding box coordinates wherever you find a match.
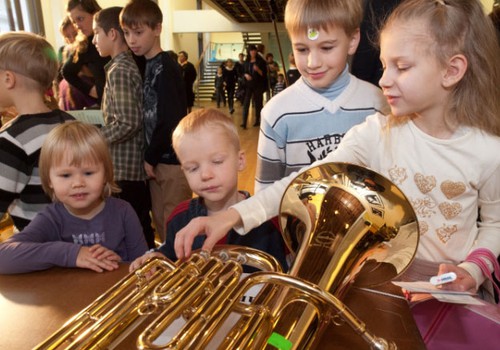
[419,221,429,235]
[436,224,457,243]
[388,165,407,185]
[414,173,436,194]
[440,180,466,199]
[438,202,462,220]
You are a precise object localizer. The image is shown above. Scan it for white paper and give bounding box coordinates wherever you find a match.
[432,293,484,305]
[392,280,481,305]
[392,280,475,295]
[67,109,104,125]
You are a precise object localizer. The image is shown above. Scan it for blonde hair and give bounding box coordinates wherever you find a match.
[285,0,363,37]
[39,121,120,200]
[0,31,58,92]
[59,15,74,35]
[59,16,78,62]
[383,0,500,136]
[172,108,240,155]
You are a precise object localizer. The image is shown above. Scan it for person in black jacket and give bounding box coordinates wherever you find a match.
[350,0,402,87]
[63,0,110,106]
[241,45,267,129]
[121,0,191,243]
[223,58,238,114]
[234,52,246,104]
[178,50,197,113]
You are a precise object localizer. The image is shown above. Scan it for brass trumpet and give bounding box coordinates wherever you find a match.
[36,162,419,350]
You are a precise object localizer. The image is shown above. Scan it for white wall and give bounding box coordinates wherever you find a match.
[163,0,198,60]
[482,0,495,12]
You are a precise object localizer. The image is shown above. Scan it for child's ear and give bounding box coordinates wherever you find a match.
[237,150,246,171]
[2,70,16,89]
[153,23,162,37]
[109,28,118,41]
[442,54,467,88]
[347,28,361,56]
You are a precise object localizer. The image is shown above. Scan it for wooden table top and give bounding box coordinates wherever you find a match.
[0,264,425,349]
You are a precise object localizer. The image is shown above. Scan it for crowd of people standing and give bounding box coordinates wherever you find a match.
[215,45,302,129]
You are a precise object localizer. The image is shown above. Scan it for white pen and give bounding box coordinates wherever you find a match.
[430,272,457,286]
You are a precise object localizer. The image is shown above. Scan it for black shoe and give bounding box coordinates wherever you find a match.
[253,122,260,127]
[240,124,246,129]
[230,108,235,114]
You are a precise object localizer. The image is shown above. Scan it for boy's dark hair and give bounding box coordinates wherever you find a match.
[178,50,188,59]
[166,50,178,62]
[120,0,163,30]
[66,0,101,14]
[94,7,124,37]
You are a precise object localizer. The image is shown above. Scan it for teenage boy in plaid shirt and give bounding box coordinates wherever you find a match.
[93,7,155,249]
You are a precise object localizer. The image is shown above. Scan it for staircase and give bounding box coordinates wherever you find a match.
[195,32,263,103]
[242,32,262,48]
[196,60,222,102]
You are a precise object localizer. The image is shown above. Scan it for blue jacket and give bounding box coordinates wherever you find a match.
[159,192,288,272]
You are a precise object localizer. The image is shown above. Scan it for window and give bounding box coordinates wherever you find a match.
[0,0,44,34]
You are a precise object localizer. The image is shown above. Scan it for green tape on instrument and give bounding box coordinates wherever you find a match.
[267,332,293,350]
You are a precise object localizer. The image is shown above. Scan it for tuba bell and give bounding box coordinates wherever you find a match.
[36,162,419,350]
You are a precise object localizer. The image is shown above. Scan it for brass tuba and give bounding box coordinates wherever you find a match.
[36,162,419,350]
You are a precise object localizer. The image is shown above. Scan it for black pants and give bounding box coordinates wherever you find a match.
[115,180,155,249]
[226,84,235,110]
[242,84,264,127]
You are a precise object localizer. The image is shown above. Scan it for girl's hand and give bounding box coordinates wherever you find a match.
[129,251,165,272]
[437,263,477,294]
[174,208,242,260]
[76,246,119,273]
[89,244,121,262]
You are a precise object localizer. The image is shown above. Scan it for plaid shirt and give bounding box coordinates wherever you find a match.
[101,51,145,181]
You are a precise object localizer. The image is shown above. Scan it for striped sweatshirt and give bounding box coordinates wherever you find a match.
[0,110,74,230]
[255,74,388,192]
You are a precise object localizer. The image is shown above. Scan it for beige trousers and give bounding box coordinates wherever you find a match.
[149,163,192,242]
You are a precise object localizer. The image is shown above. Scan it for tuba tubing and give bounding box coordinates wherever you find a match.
[35,246,283,350]
[224,272,397,350]
[33,257,176,350]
